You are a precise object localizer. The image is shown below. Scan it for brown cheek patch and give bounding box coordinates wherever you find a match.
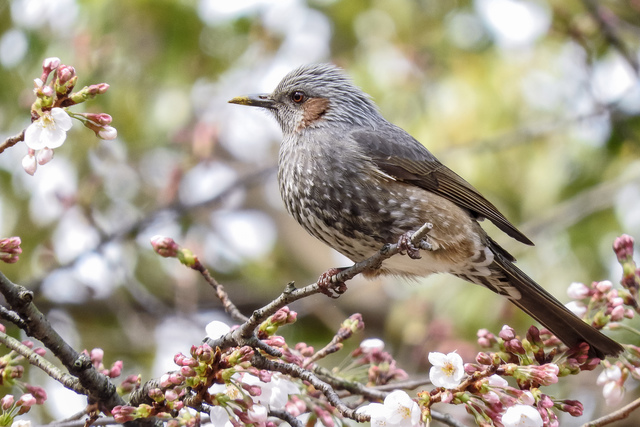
[300,97,330,129]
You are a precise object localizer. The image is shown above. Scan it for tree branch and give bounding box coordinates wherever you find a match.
[581,396,640,426]
[0,129,25,154]
[0,331,86,395]
[0,271,125,410]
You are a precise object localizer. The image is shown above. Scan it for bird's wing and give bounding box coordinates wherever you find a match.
[351,127,534,246]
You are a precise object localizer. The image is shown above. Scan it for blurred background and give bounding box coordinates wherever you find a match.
[0,0,639,424]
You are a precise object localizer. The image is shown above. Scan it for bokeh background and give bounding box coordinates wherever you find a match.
[1,0,640,424]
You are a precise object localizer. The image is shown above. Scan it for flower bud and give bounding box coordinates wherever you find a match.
[35,147,54,165]
[98,125,118,140]
[22,153,37,176]
[1,394,14,410]
[499,325,516,341]
[613,234,635,262]
[150,235,180,258]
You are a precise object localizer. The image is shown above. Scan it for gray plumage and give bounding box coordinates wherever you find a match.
[230,63,623,358]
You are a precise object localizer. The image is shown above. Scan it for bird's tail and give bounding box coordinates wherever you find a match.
[484,245,623,359]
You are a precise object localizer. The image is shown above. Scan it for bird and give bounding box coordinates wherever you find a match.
[229,63,623,358]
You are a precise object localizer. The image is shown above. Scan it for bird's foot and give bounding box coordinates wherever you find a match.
[397,223,434,259]
[317,267,348,298]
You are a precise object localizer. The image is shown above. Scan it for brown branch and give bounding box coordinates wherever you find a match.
[192,261,248,323]
[581,396,640,426]
[0,129,25,154]
[0,271,126,410]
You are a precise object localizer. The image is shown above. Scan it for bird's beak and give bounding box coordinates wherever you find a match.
[228,94,276,109]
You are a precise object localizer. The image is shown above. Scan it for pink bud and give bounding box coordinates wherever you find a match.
[165,389,178,402]
[499,325,516,341]
[17,393,36,407]
[94,113,112,125]
[109,360,123,377]
[180,366,196,377]
[43,57,60,71]
[97,83,110,93]
[1,395,14,410]
[90,348,104,365]
[610,305,625,321]
[613,235,635,262]
[36,147,54,165]
[159,374,172,388]
[25,385,47,404]
[596,280,613,293]
[150,235,180,258]
[41,86,54,97]
[567,282,590,299]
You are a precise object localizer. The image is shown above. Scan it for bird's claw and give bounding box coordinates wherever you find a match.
[317,267,348,298]
[397,224,434,259]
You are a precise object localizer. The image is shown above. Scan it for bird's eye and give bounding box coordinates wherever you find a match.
[291,91,306,103]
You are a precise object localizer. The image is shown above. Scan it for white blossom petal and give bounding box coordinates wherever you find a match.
[24,122,46,150]
[502,405,543,427]
[360,338,385,351]
[428,352,465,388]
[50,108,72,131]
[205,321,231,339]
[209,406,232,427]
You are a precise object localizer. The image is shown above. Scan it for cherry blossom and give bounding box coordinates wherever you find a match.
[24,108,72,150]
[428,351,464,388]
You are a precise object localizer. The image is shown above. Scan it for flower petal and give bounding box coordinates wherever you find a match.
[50,108,72,131]
[24,122,45,150]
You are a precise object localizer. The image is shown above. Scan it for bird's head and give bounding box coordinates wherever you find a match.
[229,63,382,135]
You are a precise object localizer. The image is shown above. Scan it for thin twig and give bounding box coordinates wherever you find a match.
[269,409,303,427]
[0,331,86,394]
[192,261,248,323]
[252,354,369,423]
[0,129,25,154]
[581,396,640,426]
[0,305,27,329]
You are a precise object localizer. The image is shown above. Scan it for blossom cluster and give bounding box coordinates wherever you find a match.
[562,234,640,406]
[22,57,116,175]
[410,324,601,427]
[0,326,47,427]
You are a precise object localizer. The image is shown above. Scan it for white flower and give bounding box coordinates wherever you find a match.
[597,365,622,385]
[360,338,385,352]
[357,390,421,427]
[242,372,299,410]
[602,381,625,406]
[205,320,230,339]
[428,351,464,388]
[597,365,625,406]
[24,108,73,150]
[11,421,31,427]
[502,405,543,427]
